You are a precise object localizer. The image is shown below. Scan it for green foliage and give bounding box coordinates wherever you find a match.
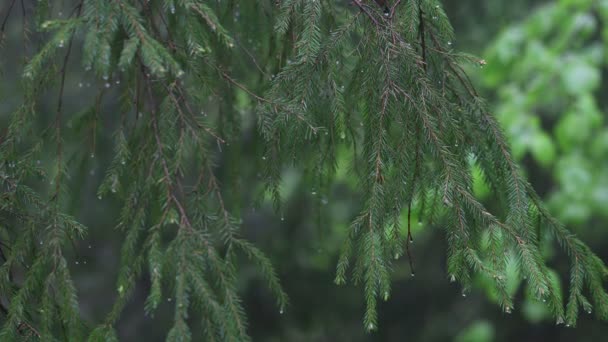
[0,0,606,340]
[482,0,608,226]
[455,320,494,342]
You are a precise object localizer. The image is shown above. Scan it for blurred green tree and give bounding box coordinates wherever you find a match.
[482,0,608,226]
[458,0,608,338]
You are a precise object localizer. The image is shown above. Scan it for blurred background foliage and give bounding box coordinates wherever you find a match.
[1,0,608,341]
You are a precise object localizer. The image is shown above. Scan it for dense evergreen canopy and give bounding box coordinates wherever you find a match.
[0,0,606,340]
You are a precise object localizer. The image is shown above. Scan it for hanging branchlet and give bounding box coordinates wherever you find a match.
[1,1,287,340]
[267,0,608,331]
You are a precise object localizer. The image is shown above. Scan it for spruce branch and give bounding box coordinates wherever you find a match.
[1,1,606,338]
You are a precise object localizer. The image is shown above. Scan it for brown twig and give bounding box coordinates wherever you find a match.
[53,2,83,202]
[352,0,380,28]
[389,0,402,18]
[406,203,415,276]
[142,67,196,233]
[418,5,427,73]
[161,81,225,143]
[235,37,268,77]
[207,62,318,132]
[0,0,17,40]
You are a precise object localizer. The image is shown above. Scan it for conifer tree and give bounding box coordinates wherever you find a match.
[0,0,606,340]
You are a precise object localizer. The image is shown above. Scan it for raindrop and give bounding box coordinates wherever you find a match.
[115,80,120,85]
[39,241,43,245]
[105,82,111,88]
[97,195,102,200]
[311,191,317,195]
[462,292,467,298]
[78,82,83,88]
[442,196,452,207]
[88,245,92,249]
[111,187,117,193]
[58,40,64,48]
[447,41,452,46]
[280,216,285,222]
[394,253,399,260]
[75,261,79,265]
[103,75,109,80]
[411,273,415,278]
[279,309,284,314]
[368,323,374,331]
[90,169,95,176]
[588,310,592,314]
[262,156,267,160]
[167,298,172,302]
[90,153,95,159]
[321,198,328,205]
